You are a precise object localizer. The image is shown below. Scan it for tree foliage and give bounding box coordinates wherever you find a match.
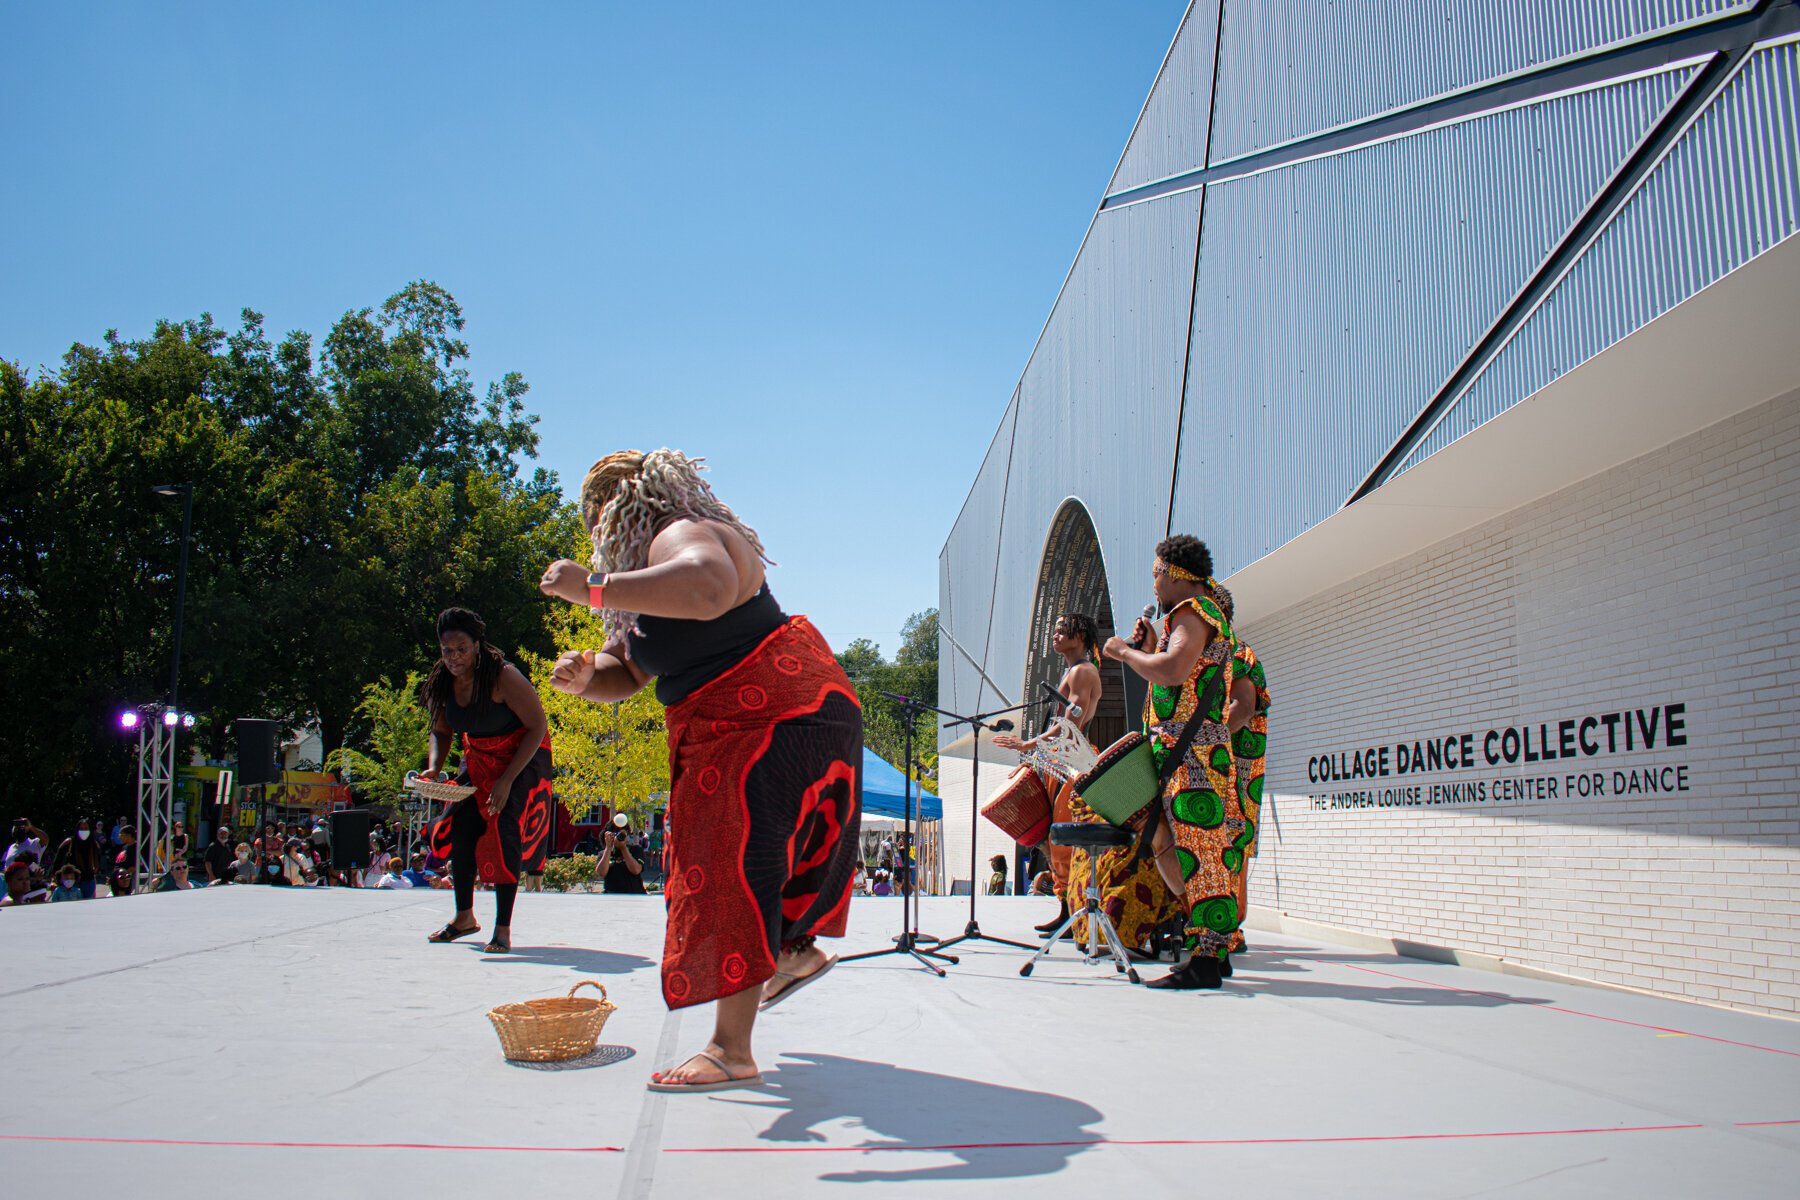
[516,603,670,821]
[836,609,939,789]
[1,282,578,830]
[321,674,435,803]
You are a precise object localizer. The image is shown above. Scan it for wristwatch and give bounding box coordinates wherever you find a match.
[587,572,608,613]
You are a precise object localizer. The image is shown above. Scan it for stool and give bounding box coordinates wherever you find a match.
[1020,822,1141,984]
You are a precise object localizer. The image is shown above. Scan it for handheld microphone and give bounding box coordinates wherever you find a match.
[1040,679,1081,720]
[1132,601,1157,648]
[991,719,1014,733]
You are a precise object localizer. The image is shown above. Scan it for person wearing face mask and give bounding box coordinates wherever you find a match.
[50,865,85,902]
[230,843,258,884]
[54,818,105,899]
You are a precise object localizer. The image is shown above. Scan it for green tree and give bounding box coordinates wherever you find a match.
[322,674,435,803]
[516,604,670,822]
[835,609,939,789]
[0,283,576,833]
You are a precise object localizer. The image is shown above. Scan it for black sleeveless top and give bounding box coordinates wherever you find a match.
[627,585,786,706]
[444,678,523,737]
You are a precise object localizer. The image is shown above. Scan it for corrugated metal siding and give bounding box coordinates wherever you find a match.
[1398,38,1800,473]
[938,394,1018,719]
[1108,1,1223,195]
[986,191,1207,705]
[1209,0,1750,164]
[1167,64,1695,576]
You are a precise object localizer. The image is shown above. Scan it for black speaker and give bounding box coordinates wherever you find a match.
[236,719,281,787]
[328,809,373,871]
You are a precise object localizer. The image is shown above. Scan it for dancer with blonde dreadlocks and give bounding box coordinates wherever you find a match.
[539,449,862,1094]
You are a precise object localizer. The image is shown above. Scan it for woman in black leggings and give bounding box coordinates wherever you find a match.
[420,607,553,953]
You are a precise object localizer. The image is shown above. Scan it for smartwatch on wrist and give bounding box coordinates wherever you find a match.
[587,572,608,613]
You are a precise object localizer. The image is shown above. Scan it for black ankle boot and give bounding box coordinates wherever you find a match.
[1146,955,1225,990]
[1220,954,1233,978]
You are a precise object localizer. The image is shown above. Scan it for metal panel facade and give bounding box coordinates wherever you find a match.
[943,8,1798,766]
[981,191,1206,710]
[1400,37,1800,472]
[1168,64,1695,577]
[939,395,1018,716]
[1208,0,1749,163]
[1107,0,1223,195]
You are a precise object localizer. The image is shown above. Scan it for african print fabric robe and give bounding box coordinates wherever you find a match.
[1067,787,1182,951]
[1228,639,1270,952]
[1145,595,1246,959]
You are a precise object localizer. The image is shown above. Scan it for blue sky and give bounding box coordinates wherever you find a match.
[2,1,1188,658]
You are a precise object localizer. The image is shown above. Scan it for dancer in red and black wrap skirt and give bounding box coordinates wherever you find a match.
[541,448,862,1095]
[420,607,552,955]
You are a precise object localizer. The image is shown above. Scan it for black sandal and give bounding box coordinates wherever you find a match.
[483,936,511,954]
[427,922,480,944]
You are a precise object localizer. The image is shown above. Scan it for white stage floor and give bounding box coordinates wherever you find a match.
[3,887,1797,1197]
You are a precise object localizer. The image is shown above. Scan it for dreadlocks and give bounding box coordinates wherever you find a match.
[1057,612,1099,655]
[420,607,507,719]
[579,449,772,632]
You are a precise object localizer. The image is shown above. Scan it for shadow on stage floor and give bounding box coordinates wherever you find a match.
[716,1052,1104,1184]
[454,944,659,975]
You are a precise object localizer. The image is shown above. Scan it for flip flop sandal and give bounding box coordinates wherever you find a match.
[646,1051,763,1094]
[757,954,838,1012]
[483,938,511,954]
[427,923,480,944]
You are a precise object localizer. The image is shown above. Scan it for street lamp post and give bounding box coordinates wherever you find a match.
[150,483,193,710]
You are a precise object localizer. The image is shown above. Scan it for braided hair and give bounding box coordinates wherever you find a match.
[1057,612,1100,668]
[579,448,772,632]
[420,607,506,718]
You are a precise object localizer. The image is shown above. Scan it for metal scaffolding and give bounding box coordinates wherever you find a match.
[133,711,177,891]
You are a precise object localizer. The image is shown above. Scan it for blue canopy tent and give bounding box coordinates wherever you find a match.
[861,747,941,821]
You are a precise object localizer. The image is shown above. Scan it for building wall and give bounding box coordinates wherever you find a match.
[1240,390,1800,1017]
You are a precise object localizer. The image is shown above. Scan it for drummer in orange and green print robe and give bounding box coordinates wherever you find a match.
[1210,584,1269,957]
[1103,534,1243,990]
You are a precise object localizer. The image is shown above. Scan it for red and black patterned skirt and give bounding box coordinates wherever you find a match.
[659,616,862,1010]
[427,728,553,886]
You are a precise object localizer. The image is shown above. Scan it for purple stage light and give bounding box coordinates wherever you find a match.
[162,710,179,727]
[181,712,196,728]
[119,710,140,731]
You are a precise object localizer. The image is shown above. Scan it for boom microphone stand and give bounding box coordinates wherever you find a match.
[843,692,959,976]
[935,696,1054,954]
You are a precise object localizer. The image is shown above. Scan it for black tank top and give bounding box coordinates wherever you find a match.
[444,678,523,737]
[627,585,786,706]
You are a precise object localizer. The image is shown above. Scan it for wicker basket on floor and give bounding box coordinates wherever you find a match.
[488,981,617,1062]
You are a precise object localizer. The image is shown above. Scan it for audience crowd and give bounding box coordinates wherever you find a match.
[1,812,455,907]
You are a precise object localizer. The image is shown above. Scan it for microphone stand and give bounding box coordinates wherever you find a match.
[934,695,1058,954]
[842,691,960,975]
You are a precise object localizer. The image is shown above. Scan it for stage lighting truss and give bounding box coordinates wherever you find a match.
[117,703,198,732]
[117,702,198,890]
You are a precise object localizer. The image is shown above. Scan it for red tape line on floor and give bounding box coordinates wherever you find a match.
[0,1135,623,1153]
[1337,964,1800,1059]
[0,1123,1720,1155]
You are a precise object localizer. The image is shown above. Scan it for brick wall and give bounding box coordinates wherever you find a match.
[1240,388,1800,1017]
